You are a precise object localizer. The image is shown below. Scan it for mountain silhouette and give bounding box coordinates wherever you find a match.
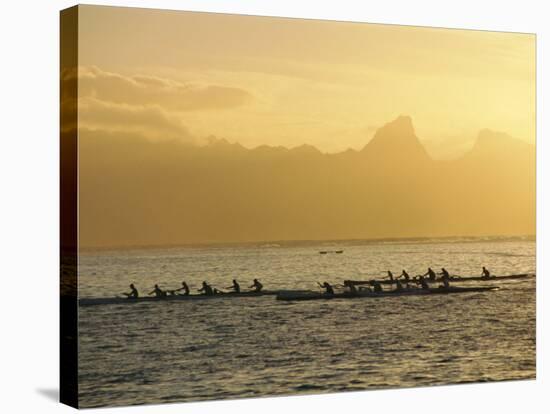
[290,144,322,156]
[465,129,534,163]
[77,116,535,247]
[361,115,431,164]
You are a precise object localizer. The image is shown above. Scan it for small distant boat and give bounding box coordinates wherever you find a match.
[319,250,344,254]
[277,286,499,301]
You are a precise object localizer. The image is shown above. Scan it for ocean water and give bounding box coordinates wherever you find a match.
[78,238,536,408]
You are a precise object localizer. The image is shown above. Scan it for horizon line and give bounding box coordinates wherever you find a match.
[77,233,536,252]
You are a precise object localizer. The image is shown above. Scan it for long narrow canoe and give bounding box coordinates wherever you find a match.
[276,286,499,301]
[345,273,534,286]
[79,290,306,307]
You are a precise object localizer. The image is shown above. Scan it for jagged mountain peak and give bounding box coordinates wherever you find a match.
[204,136,245,151]
[290,144,322,155]
[361,115,430,162]
[466,129,533,160]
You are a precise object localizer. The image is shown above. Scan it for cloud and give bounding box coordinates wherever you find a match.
[79,66,253,111]
[78,96,195,142]
[60,66,253,141]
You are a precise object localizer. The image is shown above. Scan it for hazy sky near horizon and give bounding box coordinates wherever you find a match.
[77,5,535,157]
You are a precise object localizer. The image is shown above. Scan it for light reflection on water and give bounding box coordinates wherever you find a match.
[78,240,535,408]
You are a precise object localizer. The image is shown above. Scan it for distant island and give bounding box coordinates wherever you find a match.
[76,116,535,248]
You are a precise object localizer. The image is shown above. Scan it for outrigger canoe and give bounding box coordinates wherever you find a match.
[344,273,534,286]
[276,286,499,301]
[79,290,307,307]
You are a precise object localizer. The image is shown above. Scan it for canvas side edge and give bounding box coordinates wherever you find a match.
[60,5,79,409]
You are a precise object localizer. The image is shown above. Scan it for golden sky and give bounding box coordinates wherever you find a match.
[77,5,535,157]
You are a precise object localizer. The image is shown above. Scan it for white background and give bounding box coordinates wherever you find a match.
[0,0,547,412]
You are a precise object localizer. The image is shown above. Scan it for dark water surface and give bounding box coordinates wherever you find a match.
[78,239,535,407]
